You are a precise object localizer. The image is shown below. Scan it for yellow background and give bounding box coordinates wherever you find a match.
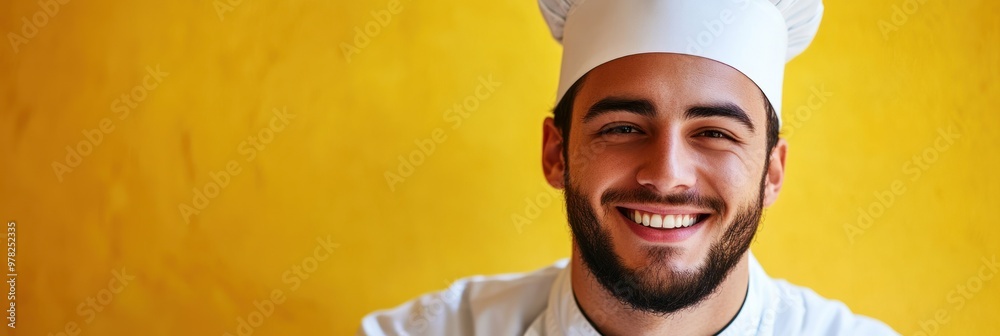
[1,0,998,335]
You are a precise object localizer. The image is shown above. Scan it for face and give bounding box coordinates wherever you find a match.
[541,53,787,314]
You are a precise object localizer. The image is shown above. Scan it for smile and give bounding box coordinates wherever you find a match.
[617,207,709,229]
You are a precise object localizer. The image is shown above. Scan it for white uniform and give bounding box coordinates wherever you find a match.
[359,252,897,335]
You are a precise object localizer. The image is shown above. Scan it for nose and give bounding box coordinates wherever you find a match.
[635,132,697,194]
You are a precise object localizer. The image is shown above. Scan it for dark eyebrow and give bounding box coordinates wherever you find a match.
[582,98,655,122]
[685,103,755,133]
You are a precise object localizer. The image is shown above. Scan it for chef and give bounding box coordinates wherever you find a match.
[360,0,898,334]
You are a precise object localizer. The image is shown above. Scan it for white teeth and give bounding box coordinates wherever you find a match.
[680,215,697,228]
[628,209,701,229]
[650,214,663,228]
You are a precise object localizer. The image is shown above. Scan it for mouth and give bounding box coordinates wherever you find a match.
[616,207,710,230]
[615,206,711,243]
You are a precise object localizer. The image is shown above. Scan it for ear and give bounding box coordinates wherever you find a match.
[762,138,787,207]
[542,117,566,190]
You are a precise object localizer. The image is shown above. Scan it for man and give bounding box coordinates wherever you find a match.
[360,0,898,334]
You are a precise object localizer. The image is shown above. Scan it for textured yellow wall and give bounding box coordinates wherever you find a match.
[1,0,997,335]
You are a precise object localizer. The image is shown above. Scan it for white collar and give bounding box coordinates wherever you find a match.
[525,252,771,336]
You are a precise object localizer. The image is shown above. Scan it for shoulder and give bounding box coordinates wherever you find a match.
[358,260,567,336]
[767,279,898,336]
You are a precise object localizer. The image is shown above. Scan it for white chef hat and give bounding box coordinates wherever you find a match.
[538,0,824,123]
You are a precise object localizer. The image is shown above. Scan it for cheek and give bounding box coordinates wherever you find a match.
[570,143,643,191]
[567,137,621,182]
[697,151,762,200]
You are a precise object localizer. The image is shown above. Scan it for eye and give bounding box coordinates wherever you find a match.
[599,125,642,135]
[696,129,732,140]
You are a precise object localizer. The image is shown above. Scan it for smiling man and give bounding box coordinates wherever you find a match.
[360,0,897,335]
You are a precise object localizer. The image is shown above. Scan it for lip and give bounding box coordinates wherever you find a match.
[617,203,710,216]
[616,206,709,243]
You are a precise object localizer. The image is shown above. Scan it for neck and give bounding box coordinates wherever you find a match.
[570,247,750,336]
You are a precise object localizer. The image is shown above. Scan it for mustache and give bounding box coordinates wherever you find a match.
[600,187,726,215]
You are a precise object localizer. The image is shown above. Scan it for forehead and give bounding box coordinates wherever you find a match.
[574,53,766,120]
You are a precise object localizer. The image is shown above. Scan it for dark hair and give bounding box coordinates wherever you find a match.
[552,75,781,158]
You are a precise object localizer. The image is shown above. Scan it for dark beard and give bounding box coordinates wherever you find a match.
[564,174,766,315]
